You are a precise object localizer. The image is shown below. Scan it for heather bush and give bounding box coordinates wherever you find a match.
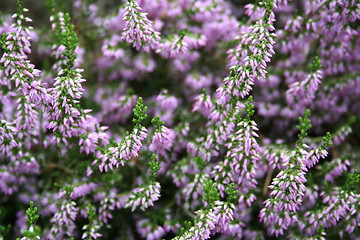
[0,0,359,239]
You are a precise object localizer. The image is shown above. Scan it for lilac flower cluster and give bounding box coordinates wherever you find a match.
[1,0,359,239]
[122,0,161,52]
[124,181,161,211]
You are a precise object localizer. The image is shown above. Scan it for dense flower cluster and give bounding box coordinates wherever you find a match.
[0,0,359,239]
[121,0,161,52]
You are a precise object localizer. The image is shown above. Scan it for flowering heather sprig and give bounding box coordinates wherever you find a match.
[173,210,217,240]
[175,180,219,240]
[47,0,79,71]
[299,208,323,237]
[0,120,18,157]
[244,3,266,21]
[49,11,78,72]
[46,9,110,154]
[321,156,351,183]
[124,181,161,211]
[225,0,276,99]
[192,89,214,118]
[301,171,360,237]
[322,171,360,231]
[174,180,235,240]
[95,97,148,171]
[262,142,290,170]
[149,116,176,156]
[213,184,237,234]
[210,100,254,204]
[0,2,49,105]
[78,117,110,155]
[121,0,161,52]
[226,97,260,195]
[47,68,86,140]
[70,182,97,199]
[286,57,323,109]
[200,0,276,170]
[305,132,332,169]
[167,157,192,187]
[49,11,66,72]
[18,201,41,240]
[3,1,32,57]
[81,205,102,240]
[96,125,147,171]
[196,102,239,162]
[1,0,360,239]
[15,96,39,149]
[320,188,358,230]
[260,109,312,237]
[48,198,78,239]
[332,117,356,146]
[0,116,41,195]
[97,195,117,223]
[135,216,169,240]
[340,200,360,236]
[182,171,209,209]
[159,31,188,58]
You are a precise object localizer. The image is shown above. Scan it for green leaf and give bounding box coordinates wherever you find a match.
[132,97,148,125]
[25,201,39,226]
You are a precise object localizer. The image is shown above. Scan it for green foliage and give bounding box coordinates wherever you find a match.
[25,201,39,226]
[87,204,96,221]
[54,183,74,199]
[201,88,207,95]
[149,153,160,181]
[16,0,24,15]
[17,201,41,240]
[0,224,11,240]
[179,220,192,235]
[321,132,332,149]
[132,97,148,125]
[49,2,78,70]
[259,0,274,19]
[344,170,360,192]
[313,225,326,240]
[194,156,206,170]
[348,116,356,125]
[61,13,78,68]
[297,109,312,142]
[0,34,6,50]
[311,56,323,72]
[244,96,255,119]
[225,182,239,204]
[151,116,165,130]
[203,179,219,207]
[45,0,55,11]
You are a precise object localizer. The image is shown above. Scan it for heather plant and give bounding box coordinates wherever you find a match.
[0,0,359,239]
